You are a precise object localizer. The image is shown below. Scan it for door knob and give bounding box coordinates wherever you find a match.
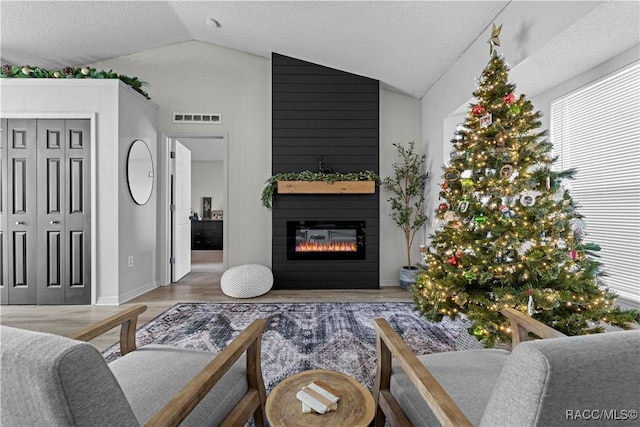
[50,220,59,224]
[15,221,24,225]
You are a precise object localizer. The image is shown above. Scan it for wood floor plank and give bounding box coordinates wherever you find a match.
[0,253,411,351]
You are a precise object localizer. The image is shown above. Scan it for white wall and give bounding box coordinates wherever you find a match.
[92,41,272,271]
[118,87,159,302]
[531,45,639,131]
[191,161,224,215]
[0,79,156,304]
[379,89,423,285]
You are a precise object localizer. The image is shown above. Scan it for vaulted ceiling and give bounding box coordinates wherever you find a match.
[1,1,639,99]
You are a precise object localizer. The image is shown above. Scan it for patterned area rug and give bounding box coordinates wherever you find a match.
[103,302,481,392]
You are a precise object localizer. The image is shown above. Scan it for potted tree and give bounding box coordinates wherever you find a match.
[382,141,429,289]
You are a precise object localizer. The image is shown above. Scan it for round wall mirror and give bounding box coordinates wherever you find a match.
[127,140,154,205]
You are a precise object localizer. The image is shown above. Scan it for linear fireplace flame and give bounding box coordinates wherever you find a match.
[296,241,358,253]
[287,220,366,260]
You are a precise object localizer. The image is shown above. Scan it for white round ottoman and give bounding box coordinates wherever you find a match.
[221,264,273,298]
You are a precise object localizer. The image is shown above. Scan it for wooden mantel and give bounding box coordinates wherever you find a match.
[277,181,376,194]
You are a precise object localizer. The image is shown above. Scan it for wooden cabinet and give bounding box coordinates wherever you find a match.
[191,220,223,250]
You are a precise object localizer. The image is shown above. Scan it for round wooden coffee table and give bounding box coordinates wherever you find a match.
[266,369,375,427]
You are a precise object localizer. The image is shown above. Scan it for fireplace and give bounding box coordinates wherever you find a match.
[287,221,366,260]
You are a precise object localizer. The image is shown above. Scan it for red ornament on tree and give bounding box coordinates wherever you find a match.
[447,256,458,266]
[472,104,486,116]
[438,203,448,212]
[504,92,515,105]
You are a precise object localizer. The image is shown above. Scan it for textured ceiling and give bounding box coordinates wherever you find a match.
[0,1,508,98]
[1,1,638,99]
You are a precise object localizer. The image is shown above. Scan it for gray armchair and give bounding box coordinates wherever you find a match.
[374,307,640,426]
[0,305,267,427]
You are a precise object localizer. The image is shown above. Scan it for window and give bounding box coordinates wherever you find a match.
[551,62,640,305]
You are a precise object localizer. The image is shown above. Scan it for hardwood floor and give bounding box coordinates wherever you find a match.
[0,251,411,351]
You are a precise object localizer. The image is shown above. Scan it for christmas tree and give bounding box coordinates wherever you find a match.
[414,24,640,347]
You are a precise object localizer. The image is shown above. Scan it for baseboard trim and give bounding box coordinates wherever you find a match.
[119,282,157,304]
[380,280,400,287]
[95,296,119,306]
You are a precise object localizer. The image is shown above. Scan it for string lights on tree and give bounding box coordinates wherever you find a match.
[412,24,640,347]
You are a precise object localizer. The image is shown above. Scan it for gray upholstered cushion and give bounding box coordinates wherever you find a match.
[109,344,248,426]
[0,325,139,427]
[481,330,640,427]
[390,348,510,426]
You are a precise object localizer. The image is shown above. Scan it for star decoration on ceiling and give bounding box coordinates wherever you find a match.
[488,23,502,57]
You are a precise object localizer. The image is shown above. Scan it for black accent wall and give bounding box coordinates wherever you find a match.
[271,53,380,290]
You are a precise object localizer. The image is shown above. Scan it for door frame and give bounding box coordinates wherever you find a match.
[1,112,97,304]
[158,132,228,285]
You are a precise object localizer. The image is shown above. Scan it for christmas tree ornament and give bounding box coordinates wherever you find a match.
[443,211,459,222]
[480,113,493,128]
[464,272,476,281]
[438,203,448,212]
[551,188,565,201]
[500,164,514,178]
[445,168,461,181]
[508,104,521,115]
[518,240,535,255]
[527,289,535,315]
[472,105,486,117]
[441,181,450,191]
[461,178,474,190]
[455,250,462,259]
[450,150,462,159]
[545,176,551,190]
[572,219,586,237]
[519,190,541,207]
[473,215,487,225]
[457,199,470,213]
[570,249,578,260]
[504,92,515,105]
[447,256,458,266]
[420,245,427,262]
[488,22,502,56]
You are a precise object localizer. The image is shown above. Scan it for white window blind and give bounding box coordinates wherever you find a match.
[551,62,640,305]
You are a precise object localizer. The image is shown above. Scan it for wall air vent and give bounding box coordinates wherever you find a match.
[173,113,222,124]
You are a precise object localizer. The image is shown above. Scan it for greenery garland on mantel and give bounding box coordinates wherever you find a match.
[0,65,150,99]
[261,170,380,210]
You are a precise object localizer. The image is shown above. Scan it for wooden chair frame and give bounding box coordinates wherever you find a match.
[372,307,566,427]
[69,304,267,427]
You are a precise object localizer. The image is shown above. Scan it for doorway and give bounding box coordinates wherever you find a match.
[160,133,228,286]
